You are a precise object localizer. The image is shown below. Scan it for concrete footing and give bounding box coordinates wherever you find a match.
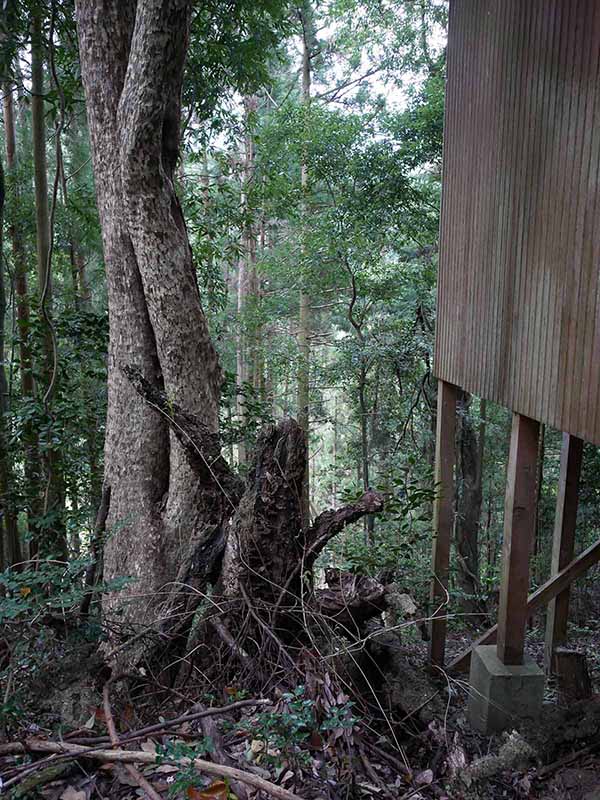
[467,645,545,734]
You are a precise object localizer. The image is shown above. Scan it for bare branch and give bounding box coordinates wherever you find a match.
[304,489,385,569]
[123,364,244,505]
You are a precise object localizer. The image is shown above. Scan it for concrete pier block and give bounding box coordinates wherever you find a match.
[467,645,545,734]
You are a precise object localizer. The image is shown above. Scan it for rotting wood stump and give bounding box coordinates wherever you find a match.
[553,649,592,705]
[111,368,386,687]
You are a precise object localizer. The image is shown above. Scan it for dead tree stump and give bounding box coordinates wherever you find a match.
[121,371,387,686]
[554,648,592,705]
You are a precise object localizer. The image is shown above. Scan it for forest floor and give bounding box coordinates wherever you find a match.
[421,618,600,800]
[2,616,600,800]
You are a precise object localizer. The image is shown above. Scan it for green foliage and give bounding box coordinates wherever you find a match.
[0,558,129,733]
[229,686,358,771]
[0,558,127,623]
[185,0,292,135]
[324,466,436,602]
[155,738,215,797]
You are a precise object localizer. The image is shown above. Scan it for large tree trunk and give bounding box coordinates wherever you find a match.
[76,0,224,634]
[76,1,386,689]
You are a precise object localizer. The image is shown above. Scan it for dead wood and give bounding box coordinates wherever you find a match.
[219,418,307,605]
[97,394,384,687]
[304,490,385,571]
[221,419,384,607]
[197,702,249,800]
[7,738,304,800]
[538,736,600,777]
[64,698,270,747]
[553,648,593,705]
[102,682,163,800]
[314,571,387,629]
[210,617,252,663]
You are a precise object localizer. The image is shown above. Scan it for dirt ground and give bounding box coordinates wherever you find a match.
[430,615,600,799]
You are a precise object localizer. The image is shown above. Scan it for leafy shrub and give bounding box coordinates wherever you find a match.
[0,558,130,733]
[230,686,358,771]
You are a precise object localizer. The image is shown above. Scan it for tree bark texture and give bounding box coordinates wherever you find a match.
[76,0,387,680]
[76,0,223,630]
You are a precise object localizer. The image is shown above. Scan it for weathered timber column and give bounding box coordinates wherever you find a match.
[544,433,583,672]
[428,379,458,668]
[468,413,544,734]
[497,413,540,665]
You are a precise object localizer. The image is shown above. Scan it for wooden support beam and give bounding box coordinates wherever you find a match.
[428,379,458,668]
[448,536,600,673]
[497,413,540,665]
[544,434,583,672]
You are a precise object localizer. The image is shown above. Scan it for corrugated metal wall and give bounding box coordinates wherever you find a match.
[435,0,600,445]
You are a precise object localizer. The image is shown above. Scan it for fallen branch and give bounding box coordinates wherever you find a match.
[537,736,600,777]
[65,698,270,747]
[196,702,248,800]
[210,617,251,663]
[314,571,387,628]
[9,738,305,800]
[273,490,385,614]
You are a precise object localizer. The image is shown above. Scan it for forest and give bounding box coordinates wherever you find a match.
[1,1,600,798]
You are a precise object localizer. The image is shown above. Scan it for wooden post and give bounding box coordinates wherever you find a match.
[428,379,458,668]
[449,536,600,673]
[497,413,540,665]
[544,434,583,672]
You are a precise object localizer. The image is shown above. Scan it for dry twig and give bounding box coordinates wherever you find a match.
[102,682,163,800]
[65,697,269,746]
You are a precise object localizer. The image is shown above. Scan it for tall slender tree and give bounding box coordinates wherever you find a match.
[3,80,38,557]
[297,2,312,527]
[236,95,258,468]
[31,7,66,557]
[0,152,20,567]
